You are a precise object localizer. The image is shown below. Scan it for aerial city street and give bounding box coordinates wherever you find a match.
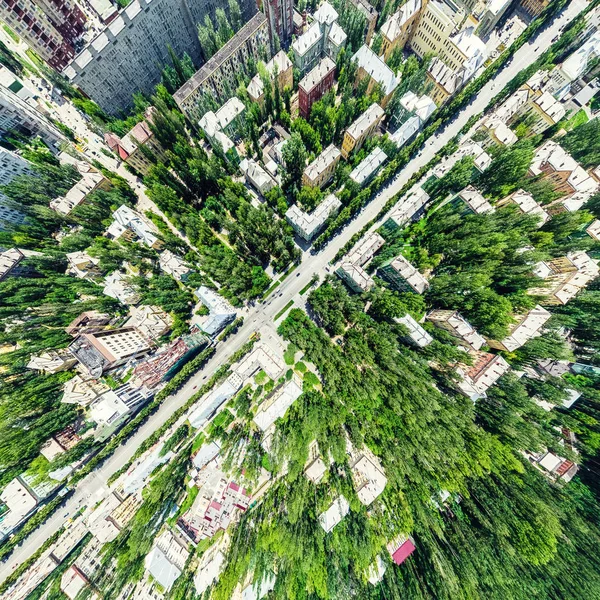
[1,0,600,597]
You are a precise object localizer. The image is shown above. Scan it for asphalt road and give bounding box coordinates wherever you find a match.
[0,0,588,584]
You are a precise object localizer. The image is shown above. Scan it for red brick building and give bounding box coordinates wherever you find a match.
[299,56,336,119]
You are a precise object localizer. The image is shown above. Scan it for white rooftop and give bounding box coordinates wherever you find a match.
[319,495,350,532]
[345,103,384,141]
[494,305,551,352]
[350,147,388,185]
[380,0,421,42]
[253,379,303,431]
[386,254,429,293]
[304,144,341,182]
[346,231,385,266]
[395,314,433,348]
[457,186,494,214]
[352,45,400,96]
[299,57,336,93]
[286,193,342,240]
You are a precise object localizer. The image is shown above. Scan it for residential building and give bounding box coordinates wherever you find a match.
[199,111,239,163]
[475,0,513,39]
[381,186,429,231]
[493,69,547,122]
[60,536,105,598]
[65,251,102,280]
[441,26,486,81]
[302,144,342,188]
[188,373,243,428]
[486,305,551,352]
[292,2,346,74]
[65,0,256,114]
[253,379,303,431]
[472,116,518,149]
[389,91,436,147]
[431,141,491,178]
[27,350,77,373]
[286,193,342,241]
[341,103,384,159]
[125,305,173,340]
[65,311,111,336]
[194,539,227,595]
[0,477,39,537]
[298,56,336,119]
[60,566,89,600]
[496,189,549,225]
[529,141,599,199]
[319,495,349,532]
[247,51,293,105]
[380,0,422,59]
[346,442,387,506]
[455,351,511,401]
[131,333,208,389]
[304,440,328,484]
[426,309,485,350]
[173,13,269,120]
[89,383,152,426]
[61,374,110,406]
[426,57,464,106]
[529,252,599,305]
[378,254,429,293]
[367,556,387,586]
[192,441,221,470]
[348,0,378,44]
[144,530,190,592]
[518,0,549,18]
[546,31,600,100]
[0,0,87,69]
[515,91,566,135]
[103,271,141,306]
[106,205,163,250]
[524,450,578,483]
[0,148,31,228]
[387,535,416,565]
[194,286,237,336]
[233,343,286,381]
[335,232,385,293]
[104,109,166,175]
[50,171,109,215]
[69,327,153,377]
[352,45,400,107]
[0,83,65,151]
[239,158,277,194]
[159,250,192,282]
[263,0,294,48]
[121,444,175,495]
[240,573,277,600]
[454,186,495,214]
[411,0,464,59]
[0,247,42,280]
[394,314,434,348]
[349,146,387,186]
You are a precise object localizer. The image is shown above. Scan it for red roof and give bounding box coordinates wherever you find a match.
[391,539,416,565]
[228,481,240,492]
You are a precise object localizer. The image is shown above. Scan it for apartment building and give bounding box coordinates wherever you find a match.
[431,140,491,178]
[174,13,268,121]
[352,45,400,107]
[298,56,336,119]
[426,57,463,105]
[292,1,346,73]
[0,83,65,150]
[349,146,388,186]
[472,116,517,148]
[426,309,485,350]
[529,252,599,306]
[104,109,166,175]
[247,50,293,105]
[496,189,549,225]
[69,327,153,377]
[335,232,385,293]
[195,286,237,336]
[0,148,30,228]
[378,254,429,294]
[389,91,436,146]
[286,193,342,241]
[410,0,465,60]
[486,305,551,352]
[517,91,566,135]
[144,530,190,592]
[518,0,549,18]
[199,98,246,163]
[106,205,163,250]
[263,0,294,48]
[49,171,109,215]
[341,102,384,159]
[348,0,378,44]
[65,251,102,280]
[27,350,77,373]
[346,441,387,506]
[380,0,422,59]
[0,0,86,69]
[381,186,429,231]
[455,351,511,401]
[395,314,434,348]
[529,141,598,198]
[302,144,342,188]
[103,271,141,305]
[159,250,191,281]
[319,495,350,532]
[239,157,277,194]
[455,186,494,214]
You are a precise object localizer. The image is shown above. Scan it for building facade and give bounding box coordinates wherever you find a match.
[298,56,336,119]
[341,102,384,158]
[0,0,86,69]
[380,0,422,59]
[174,12,269,121]
[0,148,31,228]
[263,0,294,48]
[302,144,342,188]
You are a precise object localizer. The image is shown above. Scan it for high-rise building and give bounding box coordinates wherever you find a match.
[0,148,31,228]
[64,0,257,115]
[263,0,294,49]
[0,0,86,69]
[174,12,269,120]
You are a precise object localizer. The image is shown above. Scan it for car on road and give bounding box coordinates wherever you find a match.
[193,385,198,390]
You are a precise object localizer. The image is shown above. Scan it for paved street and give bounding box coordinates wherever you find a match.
[0,0,588,583]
